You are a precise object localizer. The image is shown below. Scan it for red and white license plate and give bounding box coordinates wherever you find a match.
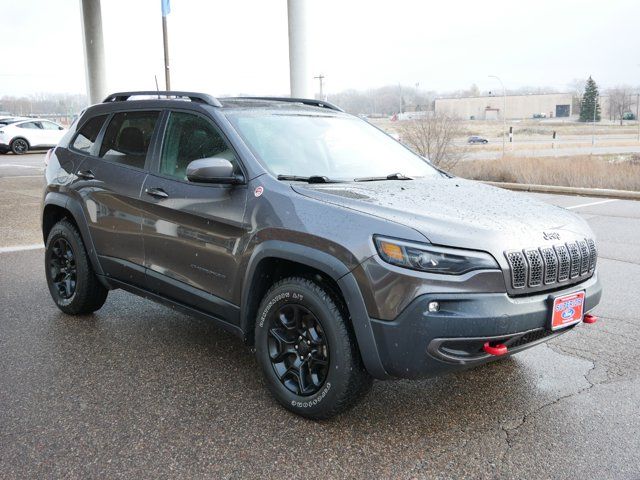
[550,291,585,330]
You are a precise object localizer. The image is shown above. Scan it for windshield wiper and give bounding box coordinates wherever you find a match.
[353,172,413,182]
[277,174,335,183]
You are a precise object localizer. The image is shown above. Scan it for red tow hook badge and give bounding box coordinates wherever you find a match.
[583,314,598,324]
[483,342,508,356]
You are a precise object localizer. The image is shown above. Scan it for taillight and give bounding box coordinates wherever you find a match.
[44,148,53,166]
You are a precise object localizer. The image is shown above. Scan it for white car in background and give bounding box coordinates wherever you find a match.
[0,119,67,154]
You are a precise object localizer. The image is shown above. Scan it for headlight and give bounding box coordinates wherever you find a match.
[374,236,499,275]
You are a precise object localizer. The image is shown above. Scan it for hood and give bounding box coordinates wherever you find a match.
[292,176,593,255]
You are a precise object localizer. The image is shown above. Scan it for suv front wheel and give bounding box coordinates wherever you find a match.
[255,276,372,420]
[45,219,108,315]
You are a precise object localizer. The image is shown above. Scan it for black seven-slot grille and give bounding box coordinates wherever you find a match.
[505,239,597,290]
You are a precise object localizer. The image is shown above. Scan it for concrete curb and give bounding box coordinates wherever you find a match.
[483,181,640,200]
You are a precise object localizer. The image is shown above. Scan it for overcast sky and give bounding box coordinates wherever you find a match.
[1,0,638,97]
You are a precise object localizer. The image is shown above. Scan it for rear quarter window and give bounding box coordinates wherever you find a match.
[71,115,108,153]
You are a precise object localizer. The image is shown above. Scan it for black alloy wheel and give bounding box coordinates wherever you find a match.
[44,219,108,314]
[49,237,77,299]
[267,303,330,396]
[255,277,372,419]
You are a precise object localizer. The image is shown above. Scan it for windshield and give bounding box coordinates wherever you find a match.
[225,113,439,180]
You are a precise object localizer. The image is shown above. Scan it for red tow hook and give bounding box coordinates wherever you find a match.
[583,314,598,324]
[483,342,508,356]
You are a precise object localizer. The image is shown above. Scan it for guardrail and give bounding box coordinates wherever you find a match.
[483,181,640,200]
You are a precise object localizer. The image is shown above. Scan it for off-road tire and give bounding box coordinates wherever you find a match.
[45,219,108,314]
[255,276,372,420]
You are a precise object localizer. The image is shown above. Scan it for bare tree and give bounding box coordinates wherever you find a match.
[568,78,587,115]
[608,86,634,125]
[328,85,436,116]
[397,111,466,171]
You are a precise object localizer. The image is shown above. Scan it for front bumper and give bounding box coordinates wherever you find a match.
[369,273,602,378]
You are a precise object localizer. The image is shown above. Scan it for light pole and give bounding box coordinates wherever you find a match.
[489,75,506,158]
[636,92,639,142]
[591,92,599,148]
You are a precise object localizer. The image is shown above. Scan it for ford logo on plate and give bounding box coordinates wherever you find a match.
[562,308,575,319]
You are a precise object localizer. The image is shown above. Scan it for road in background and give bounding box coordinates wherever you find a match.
[463,143,640,160]
[0,153,44,247]
[0,152,45,178]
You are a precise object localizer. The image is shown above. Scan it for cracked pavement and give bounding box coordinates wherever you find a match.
[1,155,639,479]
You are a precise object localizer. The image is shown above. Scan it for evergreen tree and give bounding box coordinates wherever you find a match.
[579,76,601,122]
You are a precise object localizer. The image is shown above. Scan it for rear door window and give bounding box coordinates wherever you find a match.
[18,122,41,129]
[99,111,159,169]
[71,114,108,153]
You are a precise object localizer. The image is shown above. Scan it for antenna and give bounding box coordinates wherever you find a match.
[154,76,160,99]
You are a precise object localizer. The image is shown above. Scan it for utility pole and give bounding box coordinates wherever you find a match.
[161,0,171,90]
[314,74,325,100]
[489,75,506,158]
[79,0,107,105]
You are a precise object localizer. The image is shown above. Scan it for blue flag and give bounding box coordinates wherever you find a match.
[161,0,170,16]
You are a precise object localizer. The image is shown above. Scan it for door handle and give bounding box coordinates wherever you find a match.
[145,187,169,199]
[76,169,95,180]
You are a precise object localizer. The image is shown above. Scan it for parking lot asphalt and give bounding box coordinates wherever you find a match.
[1,153,640,479]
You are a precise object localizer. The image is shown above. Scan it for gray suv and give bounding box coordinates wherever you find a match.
[42,91,602,419]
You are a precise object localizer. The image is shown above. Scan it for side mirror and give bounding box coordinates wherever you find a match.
[186,157,243,184]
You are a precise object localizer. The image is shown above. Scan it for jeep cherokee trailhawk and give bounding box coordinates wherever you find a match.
[42,91,602,419]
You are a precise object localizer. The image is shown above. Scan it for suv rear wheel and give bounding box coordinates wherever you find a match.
[45,219,108,314]
[255,277,372,419]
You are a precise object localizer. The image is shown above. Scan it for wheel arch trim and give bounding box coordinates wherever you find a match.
[240,240,389,379]
[42,193,107,280]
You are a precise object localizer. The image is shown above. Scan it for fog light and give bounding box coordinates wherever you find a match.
[428,301,440,313]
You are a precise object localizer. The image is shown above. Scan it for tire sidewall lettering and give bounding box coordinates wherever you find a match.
[291,382,332,408]
[257,291,305,328]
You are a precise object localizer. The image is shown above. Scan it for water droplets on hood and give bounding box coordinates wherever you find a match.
[292,176,590,250]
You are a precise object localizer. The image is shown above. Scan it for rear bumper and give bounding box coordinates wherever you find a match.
[369,273,602,378]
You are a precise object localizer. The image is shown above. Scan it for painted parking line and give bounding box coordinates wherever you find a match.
[0,164,43,169]
[566,199,619,210]
[0,244,44,254]
[0,174,43,179]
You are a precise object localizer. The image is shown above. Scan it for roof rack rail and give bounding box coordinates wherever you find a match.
[230,96,344,112]
[103,91,222,107]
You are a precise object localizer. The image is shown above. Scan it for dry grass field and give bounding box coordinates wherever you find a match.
[372,117,640,140]
[451,154,640,191]
[370,117,640,191]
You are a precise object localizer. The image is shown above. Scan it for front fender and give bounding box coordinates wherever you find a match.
[240,240,390,379]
